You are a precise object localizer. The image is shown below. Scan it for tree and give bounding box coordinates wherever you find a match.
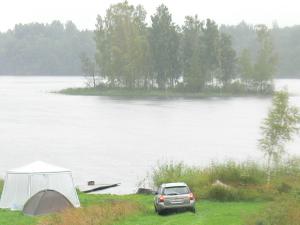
[219,33,237,86]
[95,1,149,88]
[221,22,300,79]
[254,25,278,92]
[181,15,206,91]
[0,21,95,75]
[259,90,300,184]
[80,53,97,88]
[238,49,254,88]
[149,4,181,89]
[202,19,220,86]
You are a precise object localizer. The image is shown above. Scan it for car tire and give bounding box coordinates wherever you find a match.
[157,209,164,215]
[190,207,196,213]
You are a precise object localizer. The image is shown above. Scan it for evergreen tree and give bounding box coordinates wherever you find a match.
[149,4,181,89]
[219,33,237,86]
[181,15,206,91]
[202,19,221,86]
[238,49,253,87]
[254,25,278,92]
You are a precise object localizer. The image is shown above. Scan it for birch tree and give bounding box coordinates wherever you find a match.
[259,90,300,184]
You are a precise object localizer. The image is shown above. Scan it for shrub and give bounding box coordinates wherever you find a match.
[152,162,187,187]
[150,161,267,200]
[206,185,269,202]
[151,162,209,199]
[207,185,239,201]
[277,182,292,194]
[148,159,300,202]
[38,201,142,225]
[152,160,267,186]
[209,161,266,185]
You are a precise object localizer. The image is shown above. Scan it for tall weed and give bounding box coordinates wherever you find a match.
[38,201,142,225]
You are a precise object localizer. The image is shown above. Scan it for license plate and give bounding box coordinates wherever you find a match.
[171,199,184,204]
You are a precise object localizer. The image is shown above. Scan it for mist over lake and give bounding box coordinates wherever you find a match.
[1,76,300,193]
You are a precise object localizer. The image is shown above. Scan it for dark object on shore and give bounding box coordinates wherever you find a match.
[78,183,121,193]
[137,188,154,195]
[23,189,73,216]
[88,181,95,186]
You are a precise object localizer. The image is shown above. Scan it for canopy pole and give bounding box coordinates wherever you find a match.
[70,172,80,207]
[0,173,8,206]
[28,175,31,197]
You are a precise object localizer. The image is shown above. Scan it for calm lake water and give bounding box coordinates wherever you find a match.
[1,76,300,193]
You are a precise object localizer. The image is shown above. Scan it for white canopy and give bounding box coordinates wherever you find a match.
[0,161,80,210]
[8,161,70,174]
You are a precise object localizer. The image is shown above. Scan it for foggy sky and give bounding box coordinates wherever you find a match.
[1,0,299,31]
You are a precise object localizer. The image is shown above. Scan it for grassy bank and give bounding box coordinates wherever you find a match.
[58,87,270,98]
[0,193,265,225]
[149,160,300,201]
[1,158,299,224]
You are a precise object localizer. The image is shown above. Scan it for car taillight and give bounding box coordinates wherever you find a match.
[189,193,194,200]
[159,195,165,202]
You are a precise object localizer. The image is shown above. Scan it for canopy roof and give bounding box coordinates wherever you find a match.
[8,161,70,174]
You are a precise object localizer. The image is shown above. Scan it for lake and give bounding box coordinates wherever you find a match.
[0,76,300,194]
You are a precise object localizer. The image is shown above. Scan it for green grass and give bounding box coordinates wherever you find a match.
[79,193,265,225]
[0,193,265,225]
[0,210,38,225]
[117,201,264,225]
[0,179,37,225]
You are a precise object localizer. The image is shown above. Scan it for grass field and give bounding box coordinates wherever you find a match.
[116,201,264,225]
[0,193,266,225]
[106,195,265,225]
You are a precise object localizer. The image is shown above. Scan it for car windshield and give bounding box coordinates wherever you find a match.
[163,186,189,195]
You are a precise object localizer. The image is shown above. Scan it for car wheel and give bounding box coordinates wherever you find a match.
[157,209,164,215]
[190,207,196,213]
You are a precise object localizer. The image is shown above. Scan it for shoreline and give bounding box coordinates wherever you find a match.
[58,87,272,98]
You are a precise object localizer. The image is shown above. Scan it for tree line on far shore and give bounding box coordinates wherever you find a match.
[0,21,95,75]
[4,1,300,87]
[83,1,277,93]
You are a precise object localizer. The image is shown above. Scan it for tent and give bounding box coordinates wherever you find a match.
[23,189,73,216]
[0,161,80,211]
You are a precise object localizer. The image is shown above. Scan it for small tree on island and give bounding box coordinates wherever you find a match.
[259,90,300,185]
[80,53,97,88]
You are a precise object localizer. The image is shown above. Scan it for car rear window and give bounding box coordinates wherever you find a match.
[163,186,190,195]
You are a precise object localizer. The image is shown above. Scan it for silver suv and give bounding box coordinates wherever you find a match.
[154,182,196,214]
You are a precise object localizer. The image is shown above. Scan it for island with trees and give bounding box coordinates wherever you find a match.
[60,1,277,97]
